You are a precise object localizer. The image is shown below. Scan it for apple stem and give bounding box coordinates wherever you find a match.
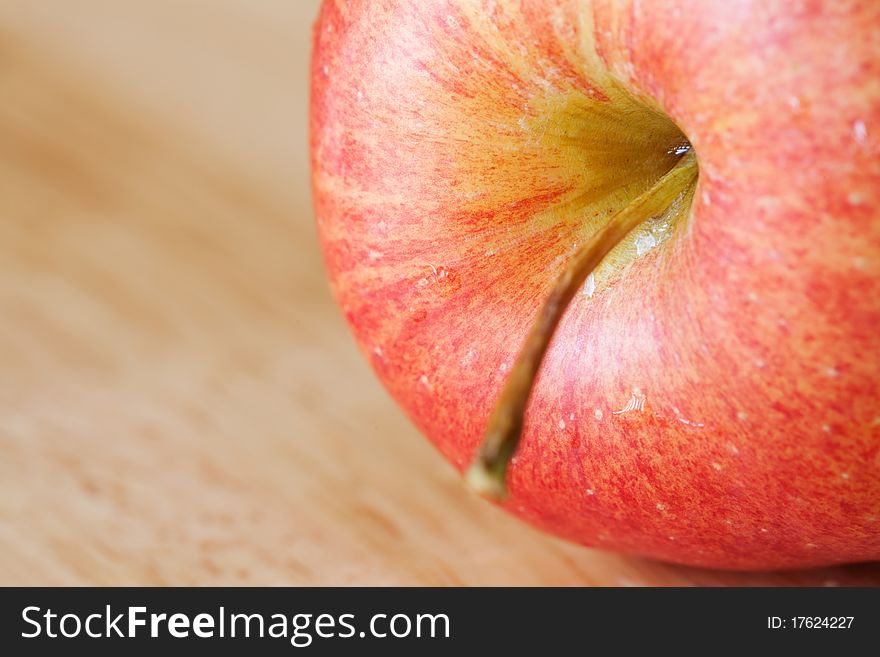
[465,150,698,500]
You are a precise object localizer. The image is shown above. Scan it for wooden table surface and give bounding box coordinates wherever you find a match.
[1,0,877,586]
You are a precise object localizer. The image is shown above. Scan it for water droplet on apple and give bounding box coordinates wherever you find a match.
[650,217,672,237]
[673,406,705,428]
[634,232,656,257]
[415,264,461,299]
[853,119,868,144]
[581,272,595,298]
[614,391,646,415]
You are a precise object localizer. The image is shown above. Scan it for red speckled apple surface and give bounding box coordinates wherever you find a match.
[312,0,880,570]
[0,0,877,585]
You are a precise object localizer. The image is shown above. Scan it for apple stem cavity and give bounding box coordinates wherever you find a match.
[466,149,698,501]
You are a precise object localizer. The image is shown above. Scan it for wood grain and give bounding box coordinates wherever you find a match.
[0,0,877,586]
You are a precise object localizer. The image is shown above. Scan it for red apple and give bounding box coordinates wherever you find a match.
[310,0,880,569]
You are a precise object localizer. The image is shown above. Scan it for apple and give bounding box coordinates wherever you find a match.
[310,0,880,569]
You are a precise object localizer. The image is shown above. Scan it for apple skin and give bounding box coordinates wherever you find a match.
[310,0,880,570]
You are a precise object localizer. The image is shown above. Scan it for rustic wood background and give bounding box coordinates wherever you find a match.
[1,0,877,586]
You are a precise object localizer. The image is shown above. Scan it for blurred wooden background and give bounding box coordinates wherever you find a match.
[0,0,877,586]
